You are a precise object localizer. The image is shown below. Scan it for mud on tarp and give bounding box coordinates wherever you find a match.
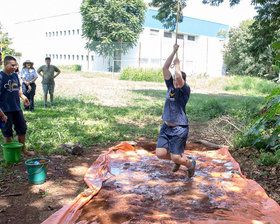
[42,142,280,224]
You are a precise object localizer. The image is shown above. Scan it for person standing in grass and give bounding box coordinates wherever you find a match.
[0,56,35,156]
[37,57,61,108]
[156,44,196,178]
[0,52,7,124]
[20,60,38,112]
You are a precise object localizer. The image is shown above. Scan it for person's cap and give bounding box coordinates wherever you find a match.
[23,60,34,67]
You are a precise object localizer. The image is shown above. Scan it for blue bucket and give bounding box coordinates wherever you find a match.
[25,158,50,185]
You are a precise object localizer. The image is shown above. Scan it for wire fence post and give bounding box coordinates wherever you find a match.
[87,39,90,71]
[138,42,141,68]
[120,38,122,71]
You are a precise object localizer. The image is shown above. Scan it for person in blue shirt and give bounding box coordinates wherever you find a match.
[0,56,35,156]
[156,44,196,178]
[20,60,38,111]
[0,52,7,124]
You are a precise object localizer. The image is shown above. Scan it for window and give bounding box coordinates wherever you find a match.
[72,30,75,35]
[52,32,55,36]
[56,54,58,59]
[60,31,62,36]
[68,30,71,35]
[76,55,79,60]
[68,55,70,60]
[52,54,55,59]
[150,29,159,36]
[81,55,84,61]
[188,35,195,41]
[164,32,172,38]
[86,55,89,61]
[46,32,48,37]
[49,32,51,37]
[56,31,58,36]
[77,29,79,35]
[60,54,62,59]
[91,56,94,61]
[46,54,48,57]
[177,34,184,40]
[72,55,75,60]
[64,31,66,36]
[64,55,66,60]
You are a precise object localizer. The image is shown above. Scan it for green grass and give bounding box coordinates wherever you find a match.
[0,75,266,157]
[223,76,278,95]
[119,67,164,82]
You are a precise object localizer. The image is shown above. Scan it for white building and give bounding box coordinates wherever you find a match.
[12,9,228,76]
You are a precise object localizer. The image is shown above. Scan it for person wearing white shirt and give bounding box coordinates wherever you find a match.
[20,60,38,111]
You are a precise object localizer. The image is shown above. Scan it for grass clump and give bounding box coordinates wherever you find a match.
[119,67,164,82]
[223,76,278,95]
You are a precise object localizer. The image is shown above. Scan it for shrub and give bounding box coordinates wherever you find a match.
[258,149,280,165]
[119,67,164,82]
[58,64,82,72]
[223,76,278,95]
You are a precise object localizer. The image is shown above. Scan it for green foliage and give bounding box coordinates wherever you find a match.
[58,65,82,72]
[119,67,164,82]
[249,1,280,59]
[202,0,240,6]
[148,0,186,31]
[80,0,147,57]
[258,149,280,165]
[186,93,263,122]
[0,23,21,57]
[223,20,273,78]
[271,41,280,61]
[223,76,278,95]
[247,87,280,151]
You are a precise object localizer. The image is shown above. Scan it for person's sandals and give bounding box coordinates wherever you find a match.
[187,158,196,178]
[172,163,181,172]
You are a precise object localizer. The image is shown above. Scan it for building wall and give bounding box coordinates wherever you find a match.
[12,10,227,76]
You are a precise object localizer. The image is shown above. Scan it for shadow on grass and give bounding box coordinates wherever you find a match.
[131,89,265,121]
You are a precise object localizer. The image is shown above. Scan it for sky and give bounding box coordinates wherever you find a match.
[0,0,257,35]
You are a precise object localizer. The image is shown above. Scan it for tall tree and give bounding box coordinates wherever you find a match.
[248,1,280,58]
[0,24,19,57]
[149,0,186,31]
[148,0,243,30]
[223,20,272,77]
[80,0,147,58]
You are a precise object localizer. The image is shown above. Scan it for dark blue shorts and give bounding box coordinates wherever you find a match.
[156,123,189,155]
[1,111,27,137]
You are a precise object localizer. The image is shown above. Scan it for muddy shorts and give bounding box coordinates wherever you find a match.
[156,123,189,155]
[1,111,27,137]
[42,83,55,95]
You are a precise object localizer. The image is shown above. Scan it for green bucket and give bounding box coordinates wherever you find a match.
[25,158,50,185]
[1,142,23,163]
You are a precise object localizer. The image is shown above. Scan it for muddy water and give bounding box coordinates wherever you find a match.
[77,149,280,224]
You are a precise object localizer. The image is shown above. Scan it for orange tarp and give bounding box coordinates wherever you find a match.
[42,142,280,224]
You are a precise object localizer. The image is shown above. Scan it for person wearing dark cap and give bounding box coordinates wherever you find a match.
[37,57,61,108]
[20,60,38,111]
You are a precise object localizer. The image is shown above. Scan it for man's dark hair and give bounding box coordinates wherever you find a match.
[181,71,186,81]
[4,56,17,64]
[0,52,2,56]
[45,57,51,61]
